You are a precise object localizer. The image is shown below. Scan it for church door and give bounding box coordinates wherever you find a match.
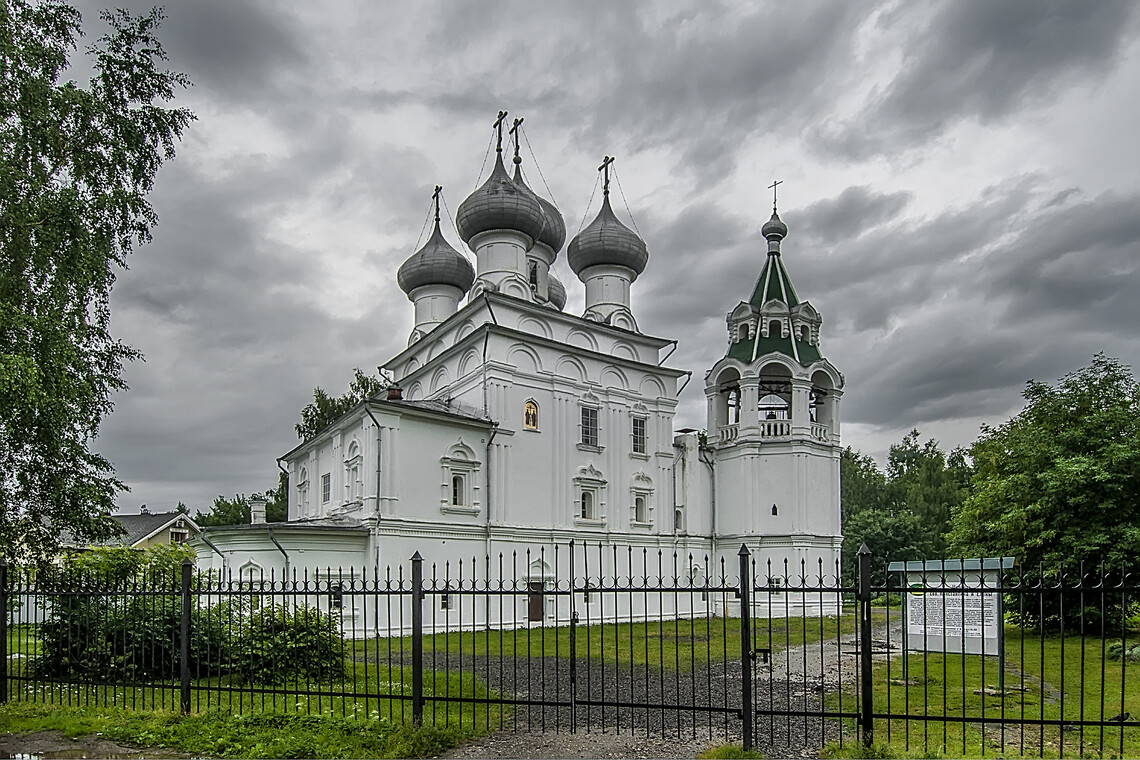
[528,582,544,622]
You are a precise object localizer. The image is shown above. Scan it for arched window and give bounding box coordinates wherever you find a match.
[737,323,749,341]
[799,325,809,341]
[297,467,310,513]
[674,508,684,531]
[634,495,647,522]
[580,490,594,519]
[451,474,465,506]
[345,441,362,501]
[524,400,539,431]
[528,261,539,288]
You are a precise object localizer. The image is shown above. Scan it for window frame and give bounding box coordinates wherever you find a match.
[320,473,331,504]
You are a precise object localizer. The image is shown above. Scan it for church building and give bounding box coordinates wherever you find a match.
[191,115,844,627]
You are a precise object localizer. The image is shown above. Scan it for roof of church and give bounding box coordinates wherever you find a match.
[456,151,547,245]
[397,217,475,295]
[747,251,800,308]
[199,516,369,533]
[567,194,649,276]
[727,332,822,365]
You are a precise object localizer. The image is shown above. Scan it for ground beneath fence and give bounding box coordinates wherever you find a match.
[444,726,733,759]
[0,730,192,759]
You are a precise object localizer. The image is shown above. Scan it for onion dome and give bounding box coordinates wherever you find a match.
[397,218,475,295]
[456,152,547,245]
[567,194,649,276]
[762,210,788,241]
[512,162,565,252]
[547,271,567,311]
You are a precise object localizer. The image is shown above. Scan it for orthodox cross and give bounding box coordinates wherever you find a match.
[768,179,783,211]
[509,117,524,164]
[493,110,508,153]
[432,185,442,223]
[599,155,615,195]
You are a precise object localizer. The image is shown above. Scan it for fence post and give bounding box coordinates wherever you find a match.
[568,540,577,732]
[738,544,753,752]
[179,558,192,714]
[411,551,424,725]
[1,559,8,705]
[857,543,873,747]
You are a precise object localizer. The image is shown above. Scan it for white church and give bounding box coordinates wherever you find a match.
[191,117,844,627]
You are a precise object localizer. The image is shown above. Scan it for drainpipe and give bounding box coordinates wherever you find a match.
[658,339,678,366]
[483,423,499,629]
[364,405,386,571]
[197,533,227,572]
[266,527,290,578]
[481,294,498,417]
[699,444,717,569]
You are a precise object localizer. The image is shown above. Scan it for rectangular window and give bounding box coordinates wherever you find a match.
[580,407,599,447]
[329,582,344,609]
[632,417,647,454]
[321,473,331,503]
[169,530,188,544]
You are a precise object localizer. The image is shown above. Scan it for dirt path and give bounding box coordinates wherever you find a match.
[0,730,190,759]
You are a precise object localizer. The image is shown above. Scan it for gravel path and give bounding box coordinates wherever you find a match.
[425,617,906,758]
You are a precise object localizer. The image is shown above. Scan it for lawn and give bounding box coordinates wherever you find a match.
[827,627,1140,759]
[0,702,479,759]
[348,611,857,672]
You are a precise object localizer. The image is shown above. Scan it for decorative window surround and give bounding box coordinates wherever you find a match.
[573,464,607,525]
[631,470,653,528]
[440,439,481,515]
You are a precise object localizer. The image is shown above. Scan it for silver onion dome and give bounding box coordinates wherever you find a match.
[397,219,475,295]
[761,210,788,241]
[567,194,648,276]
[513,162,566,252]
[547,271,567,311]
[456,152,547,246]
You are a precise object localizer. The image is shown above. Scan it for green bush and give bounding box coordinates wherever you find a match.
[1107,640,1140,663]
[31,546,348,686]
[230,604,346,684]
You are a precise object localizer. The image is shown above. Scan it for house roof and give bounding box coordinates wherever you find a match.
[62,511,198,548]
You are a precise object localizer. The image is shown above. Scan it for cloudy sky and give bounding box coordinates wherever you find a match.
[72,0,1140,514]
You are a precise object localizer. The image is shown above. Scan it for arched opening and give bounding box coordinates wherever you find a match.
[769,320,783,338]
[451,473,465,506]
[758,362,792,434]
[714,367,742,430]
[811,370,836,435]
[737,323,749,342]
[634,495,647,523]
[799,325,809,341]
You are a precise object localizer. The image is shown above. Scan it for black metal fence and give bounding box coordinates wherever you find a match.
[3,545,1138,757]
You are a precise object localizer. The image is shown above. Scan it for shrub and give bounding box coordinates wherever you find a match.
[1107,640,1140,663]
[231,604,346,684]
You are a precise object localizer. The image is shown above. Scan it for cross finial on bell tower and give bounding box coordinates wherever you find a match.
[768,179,783,212]
[431,185,442,224]
[599,155,615,196]
[509,117,524,166]
[493,110,508,154]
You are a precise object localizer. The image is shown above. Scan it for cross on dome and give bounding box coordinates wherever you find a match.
[598,155,615,196]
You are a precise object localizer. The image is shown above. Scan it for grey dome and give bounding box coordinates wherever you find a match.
[397,220,475,295]
[513,163,565,252]
[456,153,546,245]
[567,195,648,276]
[547,271,567,310]
[761,210,788,240]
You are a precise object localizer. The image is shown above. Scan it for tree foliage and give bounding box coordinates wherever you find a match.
[840,434,971,584]
[295,368,386,442]
[0,1,193,561]
[195,473,288,527]
[948,354,1140,574]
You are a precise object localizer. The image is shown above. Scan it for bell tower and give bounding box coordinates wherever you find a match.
[703,192,844,585]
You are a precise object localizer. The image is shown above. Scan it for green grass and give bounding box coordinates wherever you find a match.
[698,743,766,758]
[348,613,857,672]
[0,702,476,759]
[827,627,1140,759]
[5,624,39,656]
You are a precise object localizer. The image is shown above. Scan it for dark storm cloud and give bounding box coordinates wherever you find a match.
[817,184,1140,430]
[155,0,307,105]
[796,187,913,242]
[814,1,1140,157]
